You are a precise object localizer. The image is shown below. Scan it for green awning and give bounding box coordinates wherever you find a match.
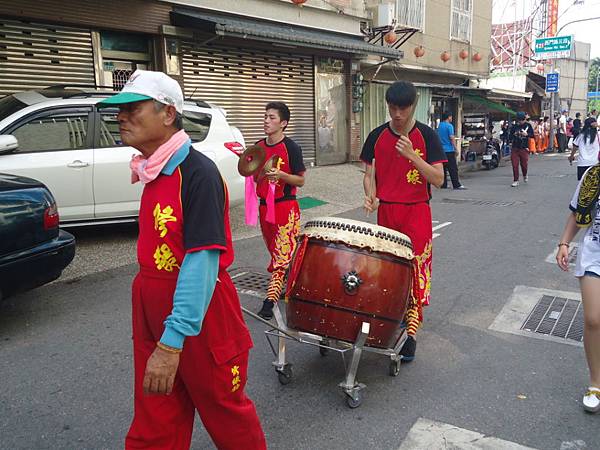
[464,94,516,115]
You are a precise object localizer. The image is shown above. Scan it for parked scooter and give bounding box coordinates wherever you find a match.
[482,137,500,170]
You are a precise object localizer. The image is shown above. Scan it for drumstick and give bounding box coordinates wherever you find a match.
[366,158,376,217]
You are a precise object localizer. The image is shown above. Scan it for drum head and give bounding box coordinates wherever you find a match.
[301,217,413,260]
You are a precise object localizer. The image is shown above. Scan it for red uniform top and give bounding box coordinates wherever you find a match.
[360,121,447,203]
[137,148,234,275]
[255,136,306,201]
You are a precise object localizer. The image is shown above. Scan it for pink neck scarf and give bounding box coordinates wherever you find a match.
[130,129,190,184]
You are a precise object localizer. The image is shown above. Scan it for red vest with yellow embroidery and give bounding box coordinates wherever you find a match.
[255,136,306,200]
[137,154,233,275]
[360,121,447,203]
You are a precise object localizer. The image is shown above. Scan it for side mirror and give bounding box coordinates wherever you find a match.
[0,135,18,154]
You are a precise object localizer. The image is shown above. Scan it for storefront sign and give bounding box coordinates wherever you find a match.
[535,35,572,59]
[547,0,558,37]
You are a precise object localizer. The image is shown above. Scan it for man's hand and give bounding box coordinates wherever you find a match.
[364,195,379,213]
[568,154,575,163]
[143,346,180,395]
[266,168,283,183]
[395,136,419,162]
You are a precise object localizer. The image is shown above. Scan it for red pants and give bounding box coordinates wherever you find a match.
[126,269,266,450]
[511,147,529,181]
[259,200,300,302]
[378,202,433,336]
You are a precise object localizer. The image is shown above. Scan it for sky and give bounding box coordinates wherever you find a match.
[492,0,600,59]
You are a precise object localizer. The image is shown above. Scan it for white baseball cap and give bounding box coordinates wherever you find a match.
[98,69,184,113]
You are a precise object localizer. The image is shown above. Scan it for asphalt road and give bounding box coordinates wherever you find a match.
[2,154,599,449]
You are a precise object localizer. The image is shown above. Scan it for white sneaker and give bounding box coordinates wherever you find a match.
[583,387,600,413]
[511,181,519,187]
[524,176,528,183]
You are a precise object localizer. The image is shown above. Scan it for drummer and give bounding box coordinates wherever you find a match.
[361,81,447,362]
[255,102,306,319]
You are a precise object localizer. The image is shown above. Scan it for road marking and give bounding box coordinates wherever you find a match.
[432,221,452,232]
[398,418,537,450]
[432,221,452,240]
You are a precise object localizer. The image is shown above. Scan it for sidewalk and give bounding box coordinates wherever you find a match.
[229,163,366,240]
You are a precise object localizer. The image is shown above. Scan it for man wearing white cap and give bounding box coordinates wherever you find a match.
[98,70,266,450]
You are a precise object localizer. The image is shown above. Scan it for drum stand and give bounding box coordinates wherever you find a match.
[242,303,408,409]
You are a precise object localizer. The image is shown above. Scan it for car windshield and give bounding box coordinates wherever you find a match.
[0,95,28,123]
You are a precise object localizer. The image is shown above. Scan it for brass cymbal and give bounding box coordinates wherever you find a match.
[257,154,281,182]
[237,145,266,177]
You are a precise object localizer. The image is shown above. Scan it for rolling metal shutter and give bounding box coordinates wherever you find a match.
[181,41,316,162]
[0,19,95,95]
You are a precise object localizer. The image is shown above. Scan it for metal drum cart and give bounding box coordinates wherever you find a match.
[243,217,415,408]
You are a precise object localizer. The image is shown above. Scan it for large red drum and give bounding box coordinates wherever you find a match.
[286,217,414,349]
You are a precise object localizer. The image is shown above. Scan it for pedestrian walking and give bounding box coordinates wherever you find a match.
[437,112,466,189]
[361,80,447,362]
[255,102,306,320]
[573,112,582,140]
[509,111,534,187]
[97,70,266,450]
[569,117,600,180]
[558,110,569,153]
[557,163,600,413]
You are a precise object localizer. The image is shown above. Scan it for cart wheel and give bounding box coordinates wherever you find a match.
[346,392,363,409]
[319,339,330,356]
[319,346,330,357]
[277,364,293,385]
[389,359,400,377]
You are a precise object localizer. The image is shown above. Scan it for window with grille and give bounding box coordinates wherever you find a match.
[451,0,472,42]
[396,0,425,30]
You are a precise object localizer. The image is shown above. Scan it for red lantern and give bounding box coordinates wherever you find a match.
[472,52,482,62]
[291,0,307,4]
[536,63,544,72]
[459,49,468,60]
[414,46,425,58]
[440,51,450,62]
[384,31,397,44]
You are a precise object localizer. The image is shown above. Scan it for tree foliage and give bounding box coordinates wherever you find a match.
[589,58,600,93]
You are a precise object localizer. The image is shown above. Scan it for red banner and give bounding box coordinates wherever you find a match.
[547,0,559,37]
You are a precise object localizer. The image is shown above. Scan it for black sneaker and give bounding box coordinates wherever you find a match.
[257,299,275,320]
[400,336,416,363]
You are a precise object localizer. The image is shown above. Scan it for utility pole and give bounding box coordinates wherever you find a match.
[549,59,556,152]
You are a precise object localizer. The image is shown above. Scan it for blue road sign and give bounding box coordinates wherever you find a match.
[546,73,559,93]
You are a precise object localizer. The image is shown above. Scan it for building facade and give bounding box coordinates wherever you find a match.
[357,0,493,159]
[1,1,494,165]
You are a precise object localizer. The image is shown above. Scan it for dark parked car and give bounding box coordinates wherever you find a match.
[0,173,75,300]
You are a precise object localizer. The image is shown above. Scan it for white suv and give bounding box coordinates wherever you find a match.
[0,89,245,226]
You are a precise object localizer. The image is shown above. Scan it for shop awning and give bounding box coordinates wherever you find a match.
[170,9,403,60]
[464,94,516,115]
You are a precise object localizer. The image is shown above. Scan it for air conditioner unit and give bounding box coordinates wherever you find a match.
[375,3,395,28]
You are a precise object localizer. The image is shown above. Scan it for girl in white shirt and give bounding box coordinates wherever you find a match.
[558,161,600,413]
[569,118,599,180]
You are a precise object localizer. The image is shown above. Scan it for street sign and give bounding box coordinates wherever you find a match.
[535,35,573,59]
[546,73,559,93]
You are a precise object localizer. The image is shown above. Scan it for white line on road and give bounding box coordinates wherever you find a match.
[398,418,538,450]
[432,221,452,232]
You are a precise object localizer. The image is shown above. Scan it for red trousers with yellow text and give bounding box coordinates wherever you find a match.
[378,201,433,337]
[259,200,300,302]
[126,269,266,450]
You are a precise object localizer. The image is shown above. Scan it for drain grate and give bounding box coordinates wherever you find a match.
[521,295,583,342]
[229,270,272,297]
[441,198,525,207]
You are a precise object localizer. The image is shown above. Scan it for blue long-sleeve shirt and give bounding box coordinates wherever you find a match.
[157,143,220,349]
